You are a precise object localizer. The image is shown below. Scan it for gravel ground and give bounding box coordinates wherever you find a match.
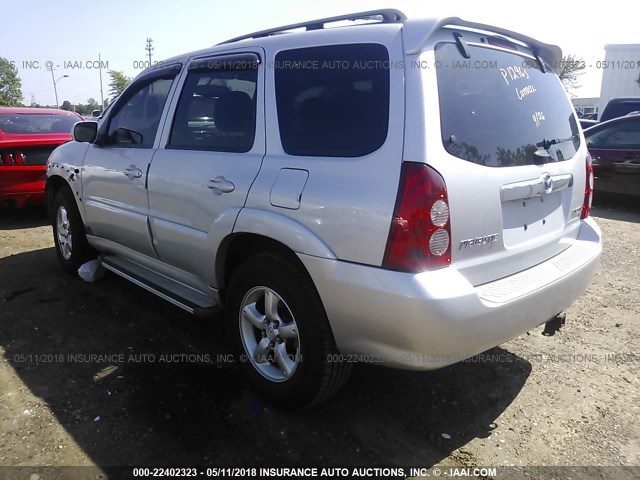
[0,194,638,480]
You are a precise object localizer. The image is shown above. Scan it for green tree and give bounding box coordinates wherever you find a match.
[107,70,132,99]
[557,54,585,93]
[0,57,23,106]
[61,100,72,111]
[85,97,100,115]
[73,98,101,115]
[86,97,99,109]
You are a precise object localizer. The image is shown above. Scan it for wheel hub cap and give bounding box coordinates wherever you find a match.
[239,287,301,383]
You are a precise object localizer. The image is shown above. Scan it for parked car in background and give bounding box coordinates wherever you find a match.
[81,110,103,121]
[599,97,640,123]
[585,114,640,197]
[1,107,81,209]
[46,9,601,408]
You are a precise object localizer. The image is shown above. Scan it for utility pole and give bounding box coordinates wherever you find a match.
[98,53,104,108]
[146,38,154,67]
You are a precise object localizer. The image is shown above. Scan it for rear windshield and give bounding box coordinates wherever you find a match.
[0,114,78,135]
[436,43,580,167]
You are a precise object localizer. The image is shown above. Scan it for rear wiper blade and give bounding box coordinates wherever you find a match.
[534,134,578,162]
[535,134,577,151]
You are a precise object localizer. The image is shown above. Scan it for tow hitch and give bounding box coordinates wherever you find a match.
[542,312,566,336]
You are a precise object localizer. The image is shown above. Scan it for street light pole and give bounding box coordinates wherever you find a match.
[47,65,69,109]
[54,74,69,109]
[49,68,58,108]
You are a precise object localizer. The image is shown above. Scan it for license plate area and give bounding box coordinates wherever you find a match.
[502,191,566,247]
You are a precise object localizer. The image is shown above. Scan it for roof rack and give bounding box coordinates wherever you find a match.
[217,9,406,45]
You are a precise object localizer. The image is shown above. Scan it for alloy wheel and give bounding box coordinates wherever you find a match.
[56,205,73,260]
[239,286,301,382]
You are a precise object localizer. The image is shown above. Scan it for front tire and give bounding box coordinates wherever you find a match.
[226,253,351,408]
[51,188,94,275]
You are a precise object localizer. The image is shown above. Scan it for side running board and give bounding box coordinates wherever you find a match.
[101,256,221,318]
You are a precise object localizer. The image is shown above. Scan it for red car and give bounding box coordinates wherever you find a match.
[0,107,82,208]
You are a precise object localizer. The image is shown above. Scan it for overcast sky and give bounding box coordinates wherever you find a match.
[2,0,638,106]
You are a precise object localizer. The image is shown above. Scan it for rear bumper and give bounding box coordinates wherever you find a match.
[0,166,47,207]
[299,217,602,370]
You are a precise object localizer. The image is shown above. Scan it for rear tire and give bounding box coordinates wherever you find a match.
[51,188,94,275]
[226,253,351,409]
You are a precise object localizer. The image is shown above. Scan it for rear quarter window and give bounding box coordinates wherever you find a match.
[274,43,390,157]
[436,43,580,167]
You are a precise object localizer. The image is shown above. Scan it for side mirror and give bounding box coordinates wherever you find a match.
[91,109,102,118]
[73,121,98,143]
[113,127,144,145]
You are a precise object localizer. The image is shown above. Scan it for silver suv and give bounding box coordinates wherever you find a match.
[46,10,602,408]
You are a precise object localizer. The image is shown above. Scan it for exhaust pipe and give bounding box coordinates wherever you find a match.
[542,312,566,336]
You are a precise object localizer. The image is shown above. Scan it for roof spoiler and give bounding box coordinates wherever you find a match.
[403,16,562,67]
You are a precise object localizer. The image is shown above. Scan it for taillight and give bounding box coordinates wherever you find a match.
[1,151,13,165]
[581,153,594,219]
[383,162,451,272]
[0,150,26,165]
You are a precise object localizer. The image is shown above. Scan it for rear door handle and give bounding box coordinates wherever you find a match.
[124,165,143,179]
[207,176,235,193]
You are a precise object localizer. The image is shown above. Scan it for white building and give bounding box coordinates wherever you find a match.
[598,44,640,114]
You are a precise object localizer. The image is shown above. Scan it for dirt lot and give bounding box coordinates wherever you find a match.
[0,195,638,479]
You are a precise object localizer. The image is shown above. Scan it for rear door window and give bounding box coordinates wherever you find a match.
[436,43,580,167]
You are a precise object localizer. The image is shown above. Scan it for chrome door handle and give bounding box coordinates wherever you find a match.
[207,176,235,193]
[124,165,143,179]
